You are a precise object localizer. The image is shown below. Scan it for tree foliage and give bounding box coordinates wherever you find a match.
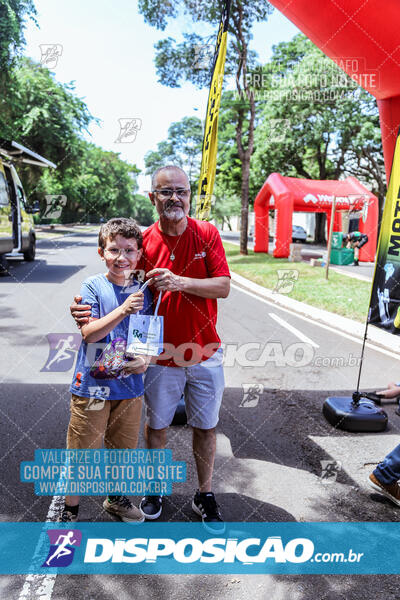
[0,57,144,224]
[251,34,385,241]
[0,0,36,76]
[138,0,273,253]
[144,115,203,187]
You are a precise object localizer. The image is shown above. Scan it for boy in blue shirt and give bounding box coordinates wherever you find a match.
[60,218,153,522]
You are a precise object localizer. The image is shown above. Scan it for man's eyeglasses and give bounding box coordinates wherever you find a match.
[153,188,191,200]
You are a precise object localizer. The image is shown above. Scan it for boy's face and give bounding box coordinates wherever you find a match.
[99,234,142,282]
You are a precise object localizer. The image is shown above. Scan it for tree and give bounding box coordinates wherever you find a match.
[251,34,385,242]
[0,57,143,224]
[130,194,156,226]
[0,0,36,77]
[144,115,203,188]
[0,57,94,172]
[138,0,273,254]
[35,141,142,224]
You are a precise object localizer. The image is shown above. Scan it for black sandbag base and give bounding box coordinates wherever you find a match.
[323,396,388,432]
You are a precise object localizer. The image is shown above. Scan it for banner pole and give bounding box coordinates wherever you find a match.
[355,319,369,397]
[325,196,336,280]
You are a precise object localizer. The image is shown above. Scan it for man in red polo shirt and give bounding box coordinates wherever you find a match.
[71,165,230,530]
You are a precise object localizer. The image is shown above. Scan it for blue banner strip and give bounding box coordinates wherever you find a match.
[1,522,399,574]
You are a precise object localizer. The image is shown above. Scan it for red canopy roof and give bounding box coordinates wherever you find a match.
[269,0,400,178]
[255,174,376,212]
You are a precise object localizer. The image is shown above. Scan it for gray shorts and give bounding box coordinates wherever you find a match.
[143,348,225,430]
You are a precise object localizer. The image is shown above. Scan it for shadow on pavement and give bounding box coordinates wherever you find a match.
[3,260,85,283]
[2,383,399,524]
[37,237,95,249]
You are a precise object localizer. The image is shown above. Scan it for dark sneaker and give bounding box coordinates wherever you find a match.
[103,496,144,522]
[353,260,359,266]
[192,491,225,533]
[369,473,400,506]
[364,392,382,405]
[139,495,163,520]
[57,509,78,523]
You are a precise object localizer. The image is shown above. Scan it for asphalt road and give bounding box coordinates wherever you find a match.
[1,231,400,599]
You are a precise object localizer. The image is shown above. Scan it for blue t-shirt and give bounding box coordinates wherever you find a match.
[70,273,153,400]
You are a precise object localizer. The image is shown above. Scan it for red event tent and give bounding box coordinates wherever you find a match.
[268,0,400,181]
[254,174,378,260]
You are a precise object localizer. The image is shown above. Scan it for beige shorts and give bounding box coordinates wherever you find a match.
[67,393,143,450]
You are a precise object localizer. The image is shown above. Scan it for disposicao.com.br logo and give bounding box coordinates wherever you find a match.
[0,522,373,575]
[82,535,362,566]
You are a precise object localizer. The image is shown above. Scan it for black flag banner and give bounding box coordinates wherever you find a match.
[369,128,400,333]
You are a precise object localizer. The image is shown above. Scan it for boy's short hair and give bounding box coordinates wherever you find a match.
[98,217,143,250]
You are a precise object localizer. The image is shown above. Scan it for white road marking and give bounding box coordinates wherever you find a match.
[231,283,400,361]
[268,312,319,348]
[17,493,65,599]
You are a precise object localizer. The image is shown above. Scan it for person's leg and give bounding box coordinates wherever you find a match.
[104,395,142,450]
[140,364,185,519]
[102,396,144,522]
[192,426,216,492]
[64,394,109,514]
[145,424,167,449]
[377,383,400,399]
[373,443,400,485]
[369,442,400,506]
[143,364,186,442]
[185,348,225,491]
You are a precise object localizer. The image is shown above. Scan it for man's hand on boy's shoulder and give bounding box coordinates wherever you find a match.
[70,295,92,329]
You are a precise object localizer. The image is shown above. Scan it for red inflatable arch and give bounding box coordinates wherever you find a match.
[254,173,378,261]
[268,0,400,182]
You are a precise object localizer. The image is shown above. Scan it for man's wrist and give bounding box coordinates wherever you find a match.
[178,276,188,292]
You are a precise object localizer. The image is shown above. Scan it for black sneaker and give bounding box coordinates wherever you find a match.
[363,392,382,405]
[139,495,163,520]
[57,509,78,523]
[192,491,225,533]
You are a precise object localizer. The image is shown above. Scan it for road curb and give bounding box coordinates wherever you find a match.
[230,271,400,357]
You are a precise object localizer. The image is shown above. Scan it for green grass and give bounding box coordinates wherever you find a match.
[223,242,372,322]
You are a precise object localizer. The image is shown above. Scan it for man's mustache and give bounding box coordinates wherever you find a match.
[164,201,184,211]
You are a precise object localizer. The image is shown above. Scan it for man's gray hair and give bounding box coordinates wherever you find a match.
[151,165,189,191]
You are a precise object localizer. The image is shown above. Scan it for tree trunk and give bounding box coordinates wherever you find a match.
[314,213,326,244]
[240,156,250,255]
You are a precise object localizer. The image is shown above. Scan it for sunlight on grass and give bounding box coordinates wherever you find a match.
[223,242,371,322]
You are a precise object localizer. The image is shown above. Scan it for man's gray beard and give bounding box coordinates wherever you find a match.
[162,207,185,222]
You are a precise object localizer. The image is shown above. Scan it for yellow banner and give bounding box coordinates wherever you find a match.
[195,2,230,220]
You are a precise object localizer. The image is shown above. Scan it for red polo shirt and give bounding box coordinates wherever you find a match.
[139,217,230,367]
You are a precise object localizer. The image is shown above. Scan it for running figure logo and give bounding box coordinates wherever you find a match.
[41,334,81,372]
[320,460,342,484]
[42,529,82,567]
[115,118,142,143]
[240,383,264,408]
[274,270,299,294]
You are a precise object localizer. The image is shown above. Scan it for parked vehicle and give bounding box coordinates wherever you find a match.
[0,140,56,273]
[249,224,307,243]
[292,225,307,243]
